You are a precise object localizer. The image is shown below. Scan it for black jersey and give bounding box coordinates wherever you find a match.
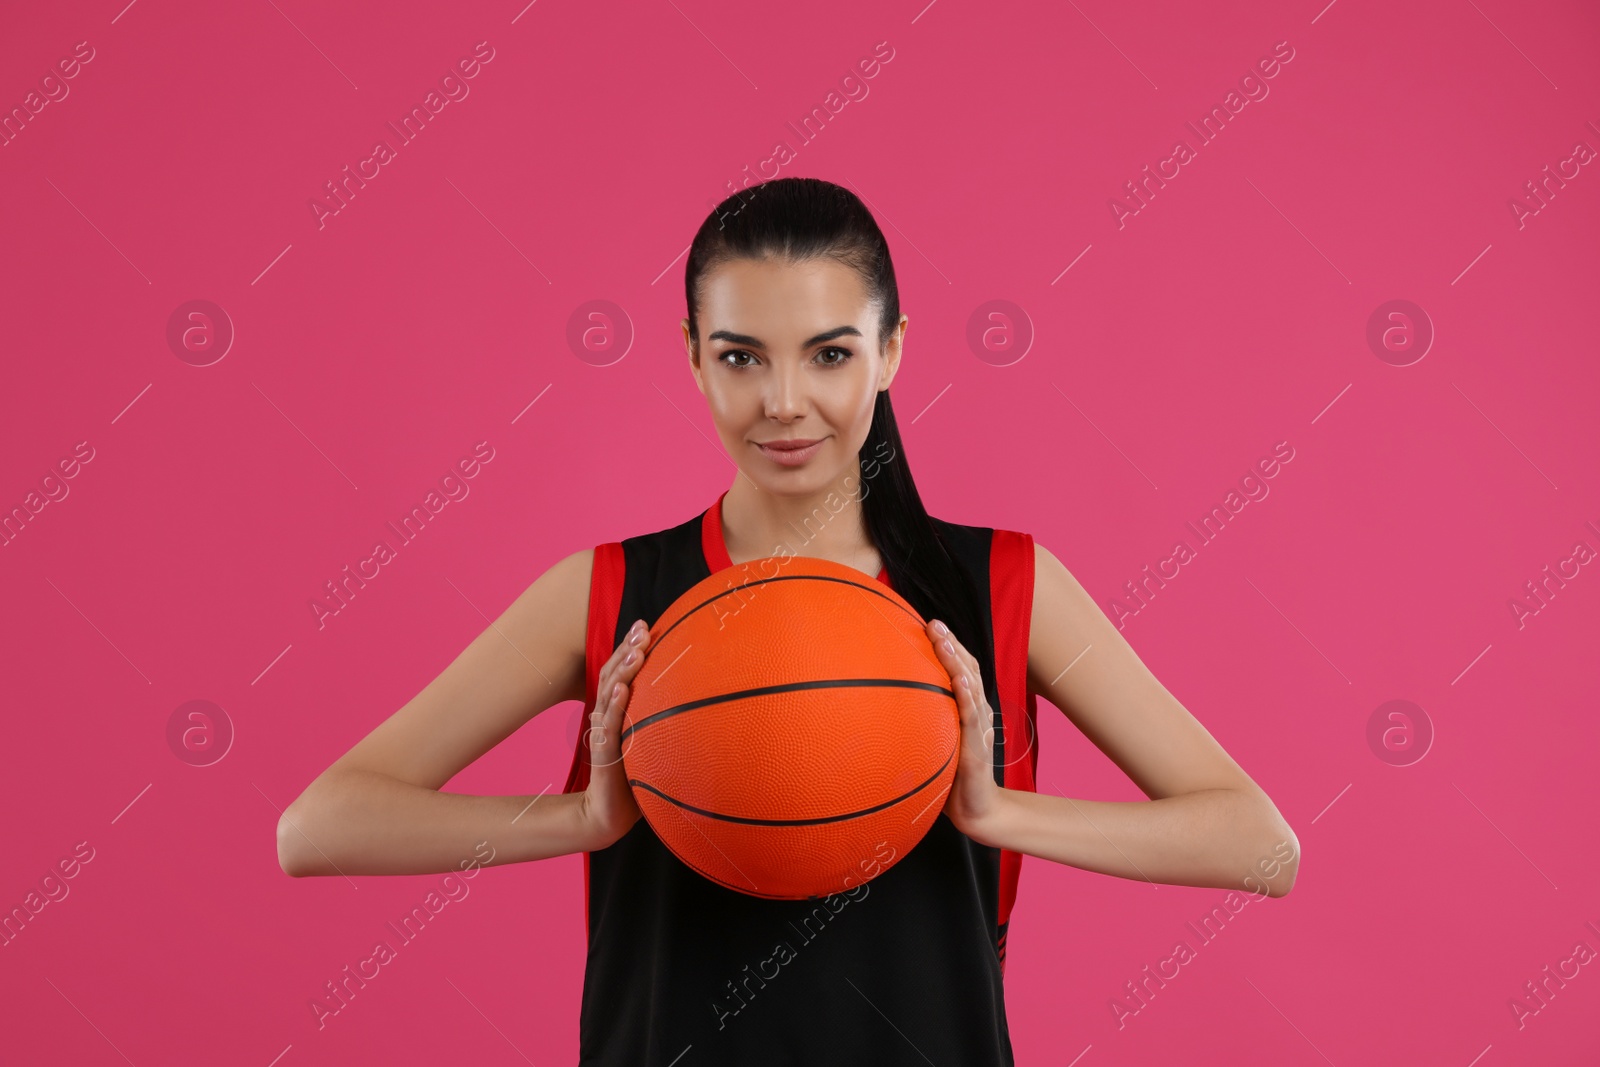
[561,491,1040,1066]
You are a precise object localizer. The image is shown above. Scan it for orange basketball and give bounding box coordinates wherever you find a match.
[620,554,960,901]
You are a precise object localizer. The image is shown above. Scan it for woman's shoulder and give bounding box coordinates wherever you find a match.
[526,545,598,612]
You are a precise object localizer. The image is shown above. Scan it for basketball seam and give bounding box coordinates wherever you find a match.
[628,744,955,826]
[652,572,922,649]
[621,677,955,741]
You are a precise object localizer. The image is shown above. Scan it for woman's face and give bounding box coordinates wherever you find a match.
[683,255,905,497]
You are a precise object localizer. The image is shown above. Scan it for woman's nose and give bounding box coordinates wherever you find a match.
[764,365,806,420]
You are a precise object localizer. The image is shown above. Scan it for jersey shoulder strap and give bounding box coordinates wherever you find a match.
[988,527,1038,797]
[987,528,1038,960]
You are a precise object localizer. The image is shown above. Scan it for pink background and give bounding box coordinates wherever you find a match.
[3,0,1598,1063]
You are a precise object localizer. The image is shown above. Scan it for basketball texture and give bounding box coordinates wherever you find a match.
[619,554,960,901]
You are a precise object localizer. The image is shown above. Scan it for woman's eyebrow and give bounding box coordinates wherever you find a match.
[707,325,864,349]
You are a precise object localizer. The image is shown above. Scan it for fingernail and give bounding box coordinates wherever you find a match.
[942,639,954,654]
[624,649,638,666]
[612,682,624,699]
[630,627,646,645]
[932,620,948,635]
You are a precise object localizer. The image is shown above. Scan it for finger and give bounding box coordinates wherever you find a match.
[617,636,650,679]
[596,620,648,703]
[601,684,627,767]
[587,689,611,752]
[934,634,979,699]
[601,647,640,703]
[929,621,979,680]
[956,673,994,750]
[589,672,623,748]
[591,621,648,773]
[605,679,631,733]
[590,681,627,769]
[950,639,982,687]
[953,671,980,734]
[599,620,643,684]
[607,680,633,768]
[594,656,620,712]
[929,618,978,671]
[929,626,993,752]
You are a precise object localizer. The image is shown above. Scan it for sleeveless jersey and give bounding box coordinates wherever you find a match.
[560,491,1040,1066]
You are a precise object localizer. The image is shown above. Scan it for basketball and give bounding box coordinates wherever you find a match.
[619,554,960,901]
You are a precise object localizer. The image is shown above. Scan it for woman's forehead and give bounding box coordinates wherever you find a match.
[699,259,874,336]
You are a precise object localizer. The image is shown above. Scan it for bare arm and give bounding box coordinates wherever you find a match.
[965,541,1300,896]
[276,547,639,877]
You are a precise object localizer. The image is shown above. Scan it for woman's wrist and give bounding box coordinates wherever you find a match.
[957,786,1021,850]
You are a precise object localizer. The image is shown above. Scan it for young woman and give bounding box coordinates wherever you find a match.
[278,176,1299,1065]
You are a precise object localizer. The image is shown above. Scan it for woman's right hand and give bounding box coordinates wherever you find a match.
[579,618,651,850]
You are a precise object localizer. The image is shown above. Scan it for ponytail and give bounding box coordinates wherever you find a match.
[857,389,991,671]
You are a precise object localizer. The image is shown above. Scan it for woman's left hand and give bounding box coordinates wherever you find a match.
[927,618,1006,846]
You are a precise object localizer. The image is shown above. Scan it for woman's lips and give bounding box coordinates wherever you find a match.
[755,438,825,466]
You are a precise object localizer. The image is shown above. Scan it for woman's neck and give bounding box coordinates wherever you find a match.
[720,473,882,576]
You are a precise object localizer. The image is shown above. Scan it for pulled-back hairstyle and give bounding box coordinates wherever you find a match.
[683,176,990,671]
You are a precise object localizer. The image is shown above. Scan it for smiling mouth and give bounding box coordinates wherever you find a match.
[754,438,826,465]
[756,438,823,450]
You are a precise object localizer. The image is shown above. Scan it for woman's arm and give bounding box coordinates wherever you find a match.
[960,541,1300,896]
[276,547,601,877]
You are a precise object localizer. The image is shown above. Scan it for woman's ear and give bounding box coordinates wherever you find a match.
[879,316,907,391]
[683,319,706,395]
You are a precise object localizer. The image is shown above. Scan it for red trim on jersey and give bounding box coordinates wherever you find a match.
[989,528,1037,973]
[562,541,627,796]
[561,541,627,942]
[704,489,890,583]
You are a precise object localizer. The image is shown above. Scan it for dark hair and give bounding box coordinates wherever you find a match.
[683,177,991,671]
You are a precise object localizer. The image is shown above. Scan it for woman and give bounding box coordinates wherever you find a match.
[278,176,1299,1065]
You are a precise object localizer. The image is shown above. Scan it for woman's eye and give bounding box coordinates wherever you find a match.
[817,347,852,366]
[719,350,756,369]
